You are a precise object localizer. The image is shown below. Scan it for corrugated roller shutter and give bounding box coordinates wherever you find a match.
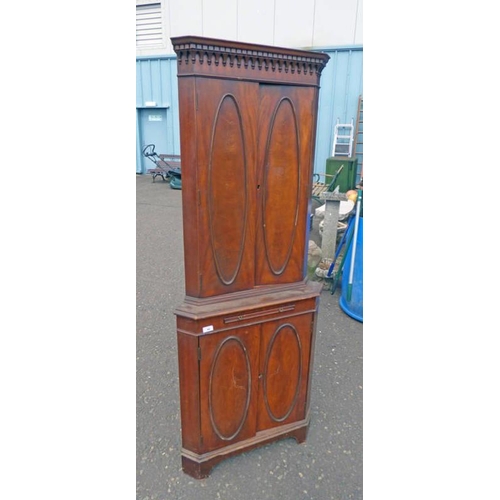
[136,3,162,47]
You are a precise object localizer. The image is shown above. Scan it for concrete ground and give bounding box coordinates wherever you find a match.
[136,173,363,500]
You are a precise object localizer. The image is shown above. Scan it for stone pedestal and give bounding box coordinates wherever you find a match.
[319,192,348,260]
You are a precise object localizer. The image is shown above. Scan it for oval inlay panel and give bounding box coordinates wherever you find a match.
[262,98,300,275]
[208,94,248,285]
[263,323,302,422]
[209,337,251,440]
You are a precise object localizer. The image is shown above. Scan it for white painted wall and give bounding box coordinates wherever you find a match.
[136,0,362,56]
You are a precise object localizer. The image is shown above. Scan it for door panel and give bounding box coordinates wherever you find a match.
[256,85,317,285]
[194,78,259,297]
[138,108,168,173]
[261,97,300,275]
[199,325,260,452]
[257,314,313,431]
[208,94,248,286]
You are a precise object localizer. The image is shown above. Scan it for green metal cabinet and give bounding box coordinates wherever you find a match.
[325,157,358,193]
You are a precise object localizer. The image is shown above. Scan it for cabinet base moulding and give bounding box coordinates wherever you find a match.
[181,414,310,479]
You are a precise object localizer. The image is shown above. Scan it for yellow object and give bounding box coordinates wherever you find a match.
[346,190,358,202]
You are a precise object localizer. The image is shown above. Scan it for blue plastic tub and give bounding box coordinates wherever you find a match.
[339,217,363,322]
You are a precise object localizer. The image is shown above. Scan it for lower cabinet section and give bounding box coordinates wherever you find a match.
[175,283,321,478]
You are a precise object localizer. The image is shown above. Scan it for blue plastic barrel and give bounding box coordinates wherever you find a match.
[339,217,363,322]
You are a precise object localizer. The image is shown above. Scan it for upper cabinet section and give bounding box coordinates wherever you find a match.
[171,36,330,87]
[172,36,329,299]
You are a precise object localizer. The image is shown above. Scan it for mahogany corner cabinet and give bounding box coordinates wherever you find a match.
[171,35,330,479]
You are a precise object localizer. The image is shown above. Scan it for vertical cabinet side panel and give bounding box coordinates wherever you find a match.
[177,76,201,297]
[305,297,320,416]
[177,331,202,453]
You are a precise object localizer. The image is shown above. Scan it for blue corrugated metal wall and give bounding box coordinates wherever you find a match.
[136,56,180,173]
[136,47,362,176]
[314,46,363,180]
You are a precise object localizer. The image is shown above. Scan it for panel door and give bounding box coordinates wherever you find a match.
[257,313,314,431]
[255,84,318,285]
[198,325,261,452]
[193,77,260,298]
[138,108,169,173]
